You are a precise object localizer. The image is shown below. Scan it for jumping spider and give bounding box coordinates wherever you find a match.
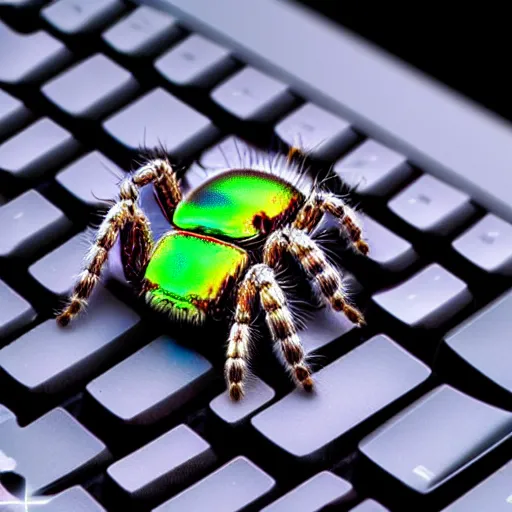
[56,146,369,401]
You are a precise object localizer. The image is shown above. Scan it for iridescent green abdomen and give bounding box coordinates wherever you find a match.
[144,231,248,323]
[173,170,303,240]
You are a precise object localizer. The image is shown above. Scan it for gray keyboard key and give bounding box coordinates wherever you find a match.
[211,67,295,122]
[104,6,181,58]
[104,88,218,159]
[389,174,476,235]
[261,471,352,512]
[0,89,31,140]
[359,385,512,494]
[0,21,71,84]
[276,103,356,160]
[87,335,213,425]
[108,424,215,501]
[42,0,125,35]
[350,500,389,511]
[154,456,275,512]
[0,280,35,338]
[360,214,417,272]
[0,189,70,259]
[200,135,255,169]
[0,407,109,494]
[156,34,235,88]
[28,231,88,296]
[210,377,275,425]
[444,289,512,395]
[441,459,512,511]
[334,140,412,196]
[0,118,79,179]
[42,54,138,120]
[55,151,123,208]
[0,287,140,394]
[252,335,430,459]
[452,213,512,275]
[40,486,106,511]
[373,263,472,329]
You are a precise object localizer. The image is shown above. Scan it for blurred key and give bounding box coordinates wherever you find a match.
[29,231,88,296]
[42,0,125,35]
[0,280,35,338]
[350,500,389,511]
[156,34,235,88]
[0,21,71,84]
[0,0,47,7]
[452,213,512,275]
[373,263,472,329]
[211,67,295,122]
[55,151,123,208]
[87,335,213,425]
[441,459,512,511]
[334,140,412,196]
[360,214,417,272]
[104,6,181,58]
[108,424,215,502]
[0,118,79,179]
[0,190,70,259]
[276,103,356,160]
[389,174,476,235]
[41,486,106,511]
[360,385,512,494]
[0,407,109,494]
[0,287,140,394]
[0,89,31,140]
[104,88,218,159]
[252,335,430,459]
[42,54,138,119]
[200,135,254,169]
[444,289,512,396]
[154,456,275,512]
[261,471,352,511]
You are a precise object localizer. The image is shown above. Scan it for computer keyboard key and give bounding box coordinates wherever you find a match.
[40,486,106,511]
[0,287,140,394]
[275,103,356,161]
[334,140,413,196]
[252,335,430,459]
[0,118,79,179]
[42,0,126,36]
[349,499,389,511]
[0,407,109,494]
[389,174,476,235]
[440,459,512,511]
[444,289,512,396]
[55,151,123,208]
[359,385,512,494]
[103,6,181,58]
[261,471,352,511]
[373,263,472,329]
[104,88,219,159]
[156,34,235,88]
[200,135,255,169]
[211,67,295,122]
[0,190,70,259]
[210,377,275,425]
[87,335,213,425]
[0,22,71,85]
[452,213,512,275]
[153,456,275,512]
[0,89,31,141]
[0,280,36,339]
[108,424,215,501]
[360,215,417,272]
[42,54,138,120]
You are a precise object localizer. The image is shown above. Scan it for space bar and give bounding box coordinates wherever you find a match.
[145,0,512,223]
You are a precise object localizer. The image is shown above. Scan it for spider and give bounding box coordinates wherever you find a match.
[56,146,370,401]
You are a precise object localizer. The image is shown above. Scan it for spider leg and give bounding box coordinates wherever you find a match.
[264,226,365,326]
[226,263,313,401]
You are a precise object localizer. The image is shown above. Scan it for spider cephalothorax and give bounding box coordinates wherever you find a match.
[56,147,369,401]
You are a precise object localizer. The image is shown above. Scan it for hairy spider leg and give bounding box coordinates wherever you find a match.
[264,226,365,325]
[226,263,313,401]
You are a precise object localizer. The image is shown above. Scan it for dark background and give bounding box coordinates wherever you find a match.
[292,2,512,123]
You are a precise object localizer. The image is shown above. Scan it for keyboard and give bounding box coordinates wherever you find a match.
[0,1,512,511]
